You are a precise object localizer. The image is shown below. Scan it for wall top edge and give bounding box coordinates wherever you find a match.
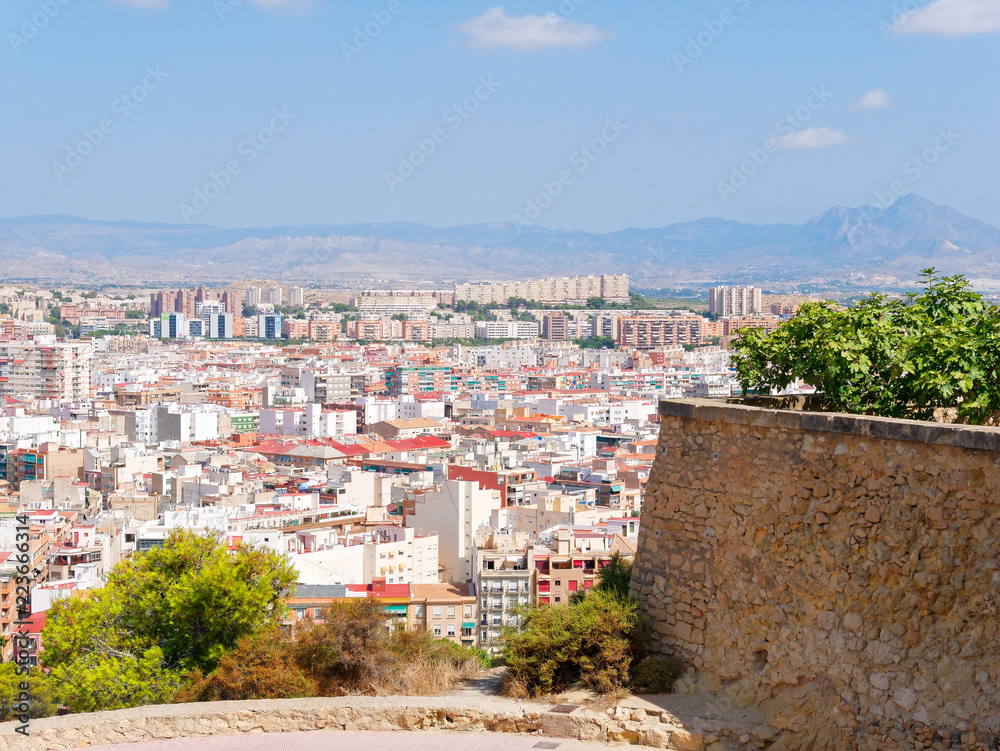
[658,398,1000,452]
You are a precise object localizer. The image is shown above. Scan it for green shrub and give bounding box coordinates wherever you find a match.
[502,589,646,697]
[176,629,315,702]
[630,656,682,694]
[0,664,60,721]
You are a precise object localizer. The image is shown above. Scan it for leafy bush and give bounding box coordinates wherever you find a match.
[503,589,646,697]
[731,270,1000,424]
[176,630,315,702]
[630,656,682,694]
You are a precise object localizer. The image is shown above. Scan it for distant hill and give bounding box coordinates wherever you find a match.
[2,195,999,290]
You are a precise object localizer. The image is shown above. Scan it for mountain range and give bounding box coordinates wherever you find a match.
[2,195,999,291]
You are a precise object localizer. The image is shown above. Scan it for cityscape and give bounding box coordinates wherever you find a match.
[3,1,999,750]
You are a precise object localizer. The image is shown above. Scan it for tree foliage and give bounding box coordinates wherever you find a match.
[49,647,184,714]
[731,270,1000,424]
[43,531,297,683]
[573,335,616,350]
[0,664,60,721]
[503,589,646,697]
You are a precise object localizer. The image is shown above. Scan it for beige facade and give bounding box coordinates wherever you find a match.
[0,339,91,400]
[455,274,629,305]
[409,582,478,647]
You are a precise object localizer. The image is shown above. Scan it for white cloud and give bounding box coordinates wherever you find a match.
[894,0,1000,36]
[454,6,612,52]
[851,90,893,110]
[778,127,853,150]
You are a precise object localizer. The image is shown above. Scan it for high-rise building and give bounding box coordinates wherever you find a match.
[158,313,186,339]
[245,287,262,307]
[0,338,91,401]
[541,312,569,341]
[257,314,281,340]
[709,286,762,317]
[207,313,234,339]
[288,287,305,307]
[266,287,283,307]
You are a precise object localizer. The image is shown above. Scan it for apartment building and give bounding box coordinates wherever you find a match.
[407,480,503,582]
[709,286,762,317]
[473,321,540,340]
[282,319,309,339]
[0,339,91,401]
[615,315,703,350]
[540,312,570,342]
[722,315,783,337]
[409,583,477,646]
[364,526,439,585]
[533,529,636,606]
[385,365,452,396]
[352,296,439,315]
[474,533,535,653]
[455,274,630,305]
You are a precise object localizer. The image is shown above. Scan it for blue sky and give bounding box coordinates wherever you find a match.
[1,0,998,232]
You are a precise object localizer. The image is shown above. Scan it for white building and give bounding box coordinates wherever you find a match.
[473,321,540,340]
[407,480,503,583]
[259,403,358,438]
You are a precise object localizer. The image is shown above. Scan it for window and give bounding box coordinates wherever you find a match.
[433,606,442,619]
[447,605,455,619]
[464,604,473,618]
[447,625,456,637]
[414,605,424,618]
[554,597,561,603]
[492,615,501,625]
[481,598,488,608]
[433,625,442,637]
[568,581,578,592]
[481,629,488,641]
[554,580,561,587]
[539,596,550,604]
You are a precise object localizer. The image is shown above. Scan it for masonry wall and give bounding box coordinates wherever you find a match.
[632,399,1000,751]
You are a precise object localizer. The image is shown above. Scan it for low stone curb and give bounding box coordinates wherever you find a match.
[0,696,716,751]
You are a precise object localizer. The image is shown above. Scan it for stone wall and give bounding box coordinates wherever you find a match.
[0,695,712,751]
[632,399,1000,751]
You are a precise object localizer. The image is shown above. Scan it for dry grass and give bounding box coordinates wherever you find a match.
[373,655,483,696]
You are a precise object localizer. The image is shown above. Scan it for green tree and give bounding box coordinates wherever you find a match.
[731,270,1000,424]
[0,663,60,721]
[573,335,616,350]
[125,310,146,319]
[43,531,297,676]
[49,647,183,713]
[594,553,633,598]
